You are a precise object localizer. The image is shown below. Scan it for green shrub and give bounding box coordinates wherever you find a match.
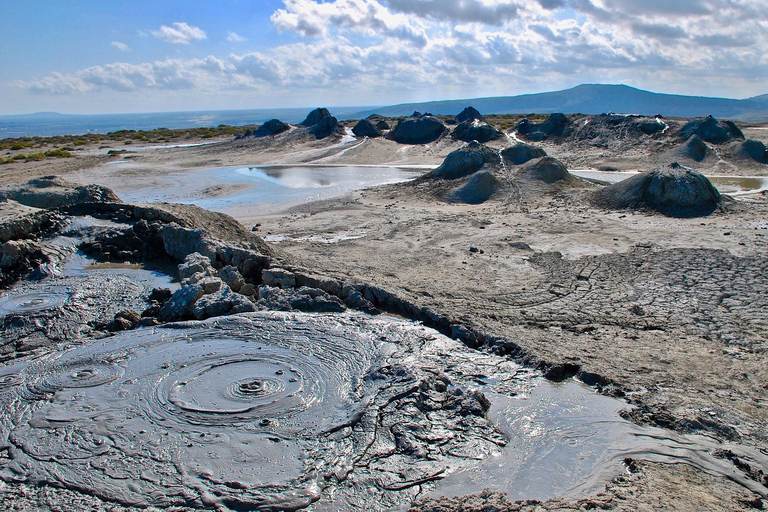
[10,143,27,150]
[73,140,87,146]
[26,152,46,161]
[44,148,72,158]
[124,140,132,145]
[12,153,26,160]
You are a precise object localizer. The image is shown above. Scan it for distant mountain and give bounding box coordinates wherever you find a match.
[748,93,768,104]
[346,84,768,122]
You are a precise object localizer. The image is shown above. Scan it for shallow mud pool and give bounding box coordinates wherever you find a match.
[79,164,424,215]
[1,304,766,509]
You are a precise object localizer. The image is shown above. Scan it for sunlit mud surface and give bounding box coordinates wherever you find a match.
[1,311,766,510]
[0,313,515,510]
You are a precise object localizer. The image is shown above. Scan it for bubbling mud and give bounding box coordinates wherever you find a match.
[0,313,425,509]
[0,288,70,318]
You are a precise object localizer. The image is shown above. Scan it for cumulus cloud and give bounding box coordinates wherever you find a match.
[111,41,130,52]
[385,0,521,25]
[12,0,768,101]
[272,0,428,46]
[152,22,207,45]
[227,31,247,42]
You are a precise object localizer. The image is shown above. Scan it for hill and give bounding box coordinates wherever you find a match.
[347,84,768,122]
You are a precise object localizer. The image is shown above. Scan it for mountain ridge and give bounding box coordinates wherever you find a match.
[345,84,768,122]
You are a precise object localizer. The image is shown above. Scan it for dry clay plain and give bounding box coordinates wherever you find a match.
[1,109,768,511]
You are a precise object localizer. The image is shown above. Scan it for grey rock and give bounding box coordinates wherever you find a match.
[158,284,205,322]
[375,119,391,131]
[218,265,245,292]
[178,252,215,280]
[262,268,296,288]
[159,224,218,262]
[192,288,255,320]
[257,285,346,313]
[0,176,122,209]
[239,283,256,296]
[199,277,224,294]
[738,139,768,163]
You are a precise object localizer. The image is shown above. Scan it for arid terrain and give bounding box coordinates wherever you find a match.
[1,110,767,511]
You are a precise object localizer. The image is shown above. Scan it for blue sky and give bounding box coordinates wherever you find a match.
[2,0,766,115]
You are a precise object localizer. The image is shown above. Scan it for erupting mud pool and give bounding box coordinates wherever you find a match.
[0,307,766,510]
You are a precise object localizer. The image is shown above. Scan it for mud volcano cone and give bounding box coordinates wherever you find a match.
[596,163,721,217]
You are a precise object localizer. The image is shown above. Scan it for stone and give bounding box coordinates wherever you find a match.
[375,119,391,131]
[199,277,224,294]
[738,139,768,163]
[191,288,255,320]
[178,252,215,280]
[158,284,205,322]
[159,225,218,262]
[256,285,346,313]
[239,283,257,296]
[262,268,296,288]
[0,176,122,209]
[218,265,245,292]
[515,113,570,141]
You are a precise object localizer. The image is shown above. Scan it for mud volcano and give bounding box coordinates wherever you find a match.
[595,163,721,217]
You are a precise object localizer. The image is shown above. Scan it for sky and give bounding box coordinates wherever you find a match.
[1,0,767,115]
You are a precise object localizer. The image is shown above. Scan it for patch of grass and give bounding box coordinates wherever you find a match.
[44,148,72,158]
[25,152,46,161]
[73,140,88,146]
[12,153,27,161]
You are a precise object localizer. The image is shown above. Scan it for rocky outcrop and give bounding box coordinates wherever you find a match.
[0,176,122,209]
[595,162,721,218]
[448,171,501,204]
[252,119,290,138]
[456,106,486,123]
[452,119,503,143]
[375,119,391,131]
[678,115,744,144]
[427,142,501,180]
[501,143,547,165]
[514,113,570,141]
[300,107,332,127]
[256,285,346,313]
[352,119,383,138]
[386,116,448,145]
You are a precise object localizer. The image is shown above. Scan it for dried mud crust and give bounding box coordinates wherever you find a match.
[258,183,768,470]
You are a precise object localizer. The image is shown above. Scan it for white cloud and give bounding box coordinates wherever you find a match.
[111,41,130,52]
[12,0,768,102]
[227,31,247,42]
[152,22,207,45]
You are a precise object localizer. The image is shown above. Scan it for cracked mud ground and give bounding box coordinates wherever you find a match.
[254,182,768,510]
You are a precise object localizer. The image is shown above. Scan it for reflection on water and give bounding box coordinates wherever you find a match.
[83,164,424,217]
[571,170,768,196]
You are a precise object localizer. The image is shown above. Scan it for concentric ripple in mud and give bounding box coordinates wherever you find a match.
[0,287,70,318]
[0,312,396,509]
